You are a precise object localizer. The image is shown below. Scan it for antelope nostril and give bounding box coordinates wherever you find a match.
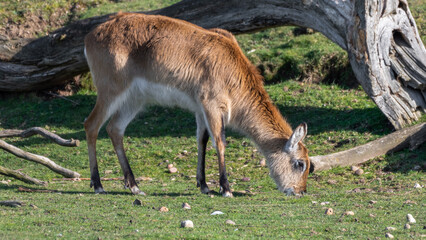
[283,188,295,196]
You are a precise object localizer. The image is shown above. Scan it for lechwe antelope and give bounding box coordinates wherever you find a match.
[84,12,311,197]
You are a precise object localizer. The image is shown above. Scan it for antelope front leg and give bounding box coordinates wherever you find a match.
[196,114,210,194]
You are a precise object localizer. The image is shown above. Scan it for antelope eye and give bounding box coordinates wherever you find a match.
[294,160,306,172]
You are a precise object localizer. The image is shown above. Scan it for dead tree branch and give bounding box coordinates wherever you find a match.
[0,127,80,147]
[310,122,426,171]
[0,165,46,185]
[0,139,80,178]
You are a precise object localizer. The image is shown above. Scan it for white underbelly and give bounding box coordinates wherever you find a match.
[132,77,199,112]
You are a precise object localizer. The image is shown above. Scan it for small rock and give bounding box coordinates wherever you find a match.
[241,177,250,182]
[0,180,9,185]
[182,203,191,210]
[369,214,376,218]
[259,158,266,167]
[385,233,394,239]
[159,206,169,212]
[181,220,194,228]
[414,183,422,189]
[344,211,355,216]
[404,223,411,229]
[167,164,174,169]
[211,211,224,215]
[225,220,236,225]
[407,214,416,223]
[325,208,333,215]
[351,166,359,172]
[133,199,142,206]
[327,179,337,185]
[320,201,330,206]
[312,201,318,205]
[355,168,364,176]
[413,165,421,171]
[369,200,377,204]
[169,167,178,173]
[385,227,396,231]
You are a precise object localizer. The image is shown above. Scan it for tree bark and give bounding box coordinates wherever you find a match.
[310,122,426,171]
[0,0,424,129]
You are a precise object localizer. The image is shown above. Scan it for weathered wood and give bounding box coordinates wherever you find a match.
[0,0,424,129]
[0,165,46,185]
[310,122,426,171]
[347,0,426,129]
[0,200,23,207]
[0,127,80,147]
[0,139,80,178]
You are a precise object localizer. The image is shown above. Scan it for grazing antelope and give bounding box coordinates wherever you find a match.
[84,12,310,197]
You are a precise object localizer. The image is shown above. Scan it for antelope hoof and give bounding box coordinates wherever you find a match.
[222,191,233,198]
[94,187,106,194]
[131,186,146,196]
[200,186,210,194]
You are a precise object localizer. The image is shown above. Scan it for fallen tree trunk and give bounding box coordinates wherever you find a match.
[310,122,426,171]
[0,0,424,129]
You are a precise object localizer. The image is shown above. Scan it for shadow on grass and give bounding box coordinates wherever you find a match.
[0,93,391,147]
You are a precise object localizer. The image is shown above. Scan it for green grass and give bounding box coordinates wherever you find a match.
[1,82,424,239]
[0,0,425,239]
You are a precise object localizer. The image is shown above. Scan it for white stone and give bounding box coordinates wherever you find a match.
[385,233,394,238]
[385,227,396,231]
[413,183,422,189]
[344,211,355,216]
[225,220,236,225]
[211,211,224,215]
[181,220,194,228]
[182,203,191,210]
[407,214,416,223]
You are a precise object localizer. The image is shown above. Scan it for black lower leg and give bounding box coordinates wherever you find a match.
[197,129,209,192]
[90,165,103,190]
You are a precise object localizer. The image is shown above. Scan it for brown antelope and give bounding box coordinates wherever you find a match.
[84,12,310,197]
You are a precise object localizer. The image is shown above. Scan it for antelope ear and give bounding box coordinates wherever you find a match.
[284,122,307,152]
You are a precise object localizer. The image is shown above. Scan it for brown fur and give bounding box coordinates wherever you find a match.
[84,12,310,196]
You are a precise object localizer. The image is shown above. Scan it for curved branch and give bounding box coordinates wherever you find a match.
[0,139,80,178]
[0,127,80,147]
[310,122,426,171]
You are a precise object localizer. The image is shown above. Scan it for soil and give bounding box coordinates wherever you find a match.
[0,3,83,40]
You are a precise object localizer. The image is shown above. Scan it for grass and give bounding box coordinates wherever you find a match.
[0,0,425,239]
[1,81,424,239]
